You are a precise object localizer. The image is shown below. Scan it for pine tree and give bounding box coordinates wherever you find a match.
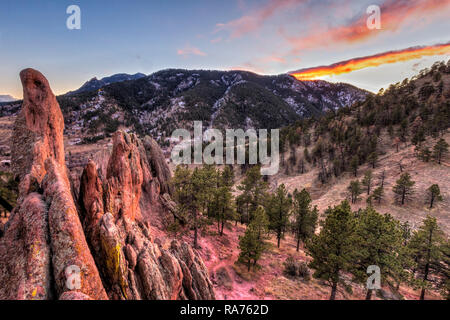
[292,188,318,252]
[427,184,443,209]
[368,152,378,169]
[251,206,270,241]
[433,138,449,164]
[211,166,236,236]
[379,170,386,188]
[418,146,432,162]
[392,221,415,292]
[238,206,269,271]
[352,208,403,299]
[238,224,259,272]
[350,155,359,177]
[197,165,218,218]
[266,184,292,248]
[438,240,450,300]
[236,166,268,224]
[393,173,415,205]
[372,185,384,204]
[307,201,357,300]
[348,180,362,204]
[408,216,447,300]
[361,170,373,195]
[172,166,202,248]
[412,128,425,147]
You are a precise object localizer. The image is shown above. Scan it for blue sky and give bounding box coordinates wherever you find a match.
[1,0,449,98]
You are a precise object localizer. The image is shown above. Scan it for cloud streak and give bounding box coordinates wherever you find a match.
[287,0,450,53]
[289,42,450,80]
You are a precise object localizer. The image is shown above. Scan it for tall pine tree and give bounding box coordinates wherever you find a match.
[307,201,357,300]
[292,188,318,252]
[408,215,447,300]
[267,184,292,248]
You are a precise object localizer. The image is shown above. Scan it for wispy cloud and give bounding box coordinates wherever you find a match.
[210,37,223,44]
[290,42,450,80]
[177,45,207,57]
[215,0,306,39]
[286,0,450,53]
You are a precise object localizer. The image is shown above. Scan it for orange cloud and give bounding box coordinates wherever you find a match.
[177,45,207,57]
[287,0,450,52]
[290,42,450,80]
[215,0,306,38]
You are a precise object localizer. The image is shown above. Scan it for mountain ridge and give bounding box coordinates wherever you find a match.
[56,69,370,145]
[0,95,17,103]
[67,72,147,95]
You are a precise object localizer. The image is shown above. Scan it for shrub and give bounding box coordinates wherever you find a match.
[283,256,310,281]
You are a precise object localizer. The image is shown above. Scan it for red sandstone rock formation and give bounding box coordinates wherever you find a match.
[0,68,215,300]
[0,68,107,300]
[79,131,215,300]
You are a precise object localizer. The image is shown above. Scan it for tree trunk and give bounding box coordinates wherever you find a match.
[365,289,373,300]
[277,234,281,248]
[296,236,300,252]
[330,282,337,300]
[0,195,13,212]
[220,220,225,236]
[247,260,251,272]
[430,195,434,209]
[420,288,426,300]
[401,189,405,205]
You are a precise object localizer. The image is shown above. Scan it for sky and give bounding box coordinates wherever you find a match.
[0,0,449,98]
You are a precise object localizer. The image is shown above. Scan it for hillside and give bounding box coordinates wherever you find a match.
[187,61,450,301]
[273,60,450,229]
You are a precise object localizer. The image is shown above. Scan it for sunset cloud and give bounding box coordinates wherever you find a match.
[290,42,450,80]
[215,0,306,39]
[177,45,207,57]
[287,0,450,53]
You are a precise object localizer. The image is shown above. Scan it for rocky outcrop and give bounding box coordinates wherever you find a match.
[142,136,173,195]
[0,68,215,300]
[78,131,215,300]
[11,69,65,187]
[0,69,108,300]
